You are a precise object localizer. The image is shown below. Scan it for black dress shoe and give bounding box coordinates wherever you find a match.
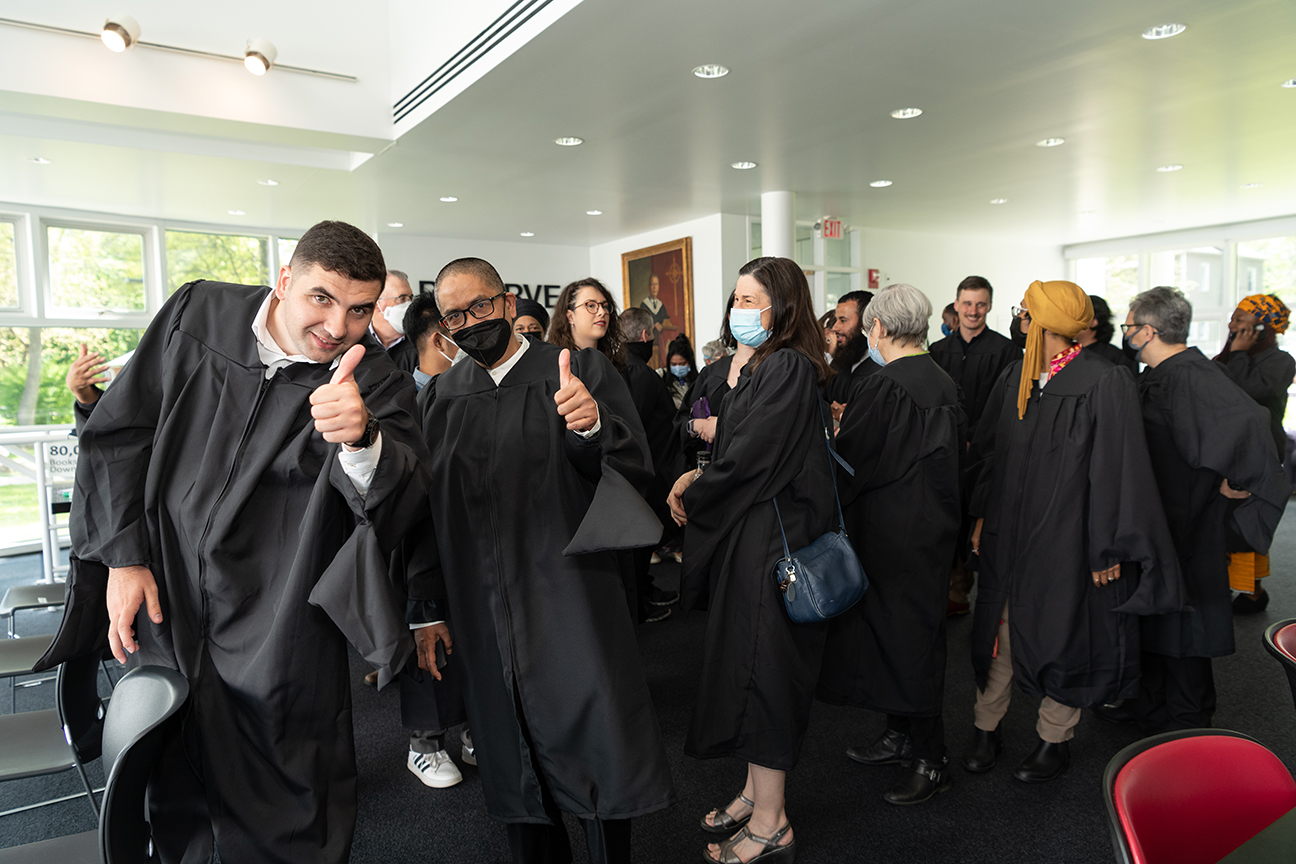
[1233,585,1269,614]
[883,757,952,805]
[1014,739,1070,783]
[1092,702,1143,726]
[961,726,1001,773]
[846,729,913,766]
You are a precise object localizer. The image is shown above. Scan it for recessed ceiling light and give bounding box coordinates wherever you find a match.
[989,198,1008,205]
[1079,210,1097,215]
[693,64,729,79]
[386,222,404,228]
[28,157,51,164]
[101,15,141,52]
[869,180,893,188]
[586,210,603,216]
[1282,79,1296,89]
[1241,182,1262,189]
[554,137,583,146]
[890,108,923,119]
[227,210,246,216]
[1036,137,1066,147]
[439,196,458,202]
[257,179,278,186]
[731,161,758,170]
[1157,164,1183,172]
[1142,23,1187,40]
[520,232,535,237]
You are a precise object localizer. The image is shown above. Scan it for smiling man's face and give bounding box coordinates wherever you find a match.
[268,262,382,363]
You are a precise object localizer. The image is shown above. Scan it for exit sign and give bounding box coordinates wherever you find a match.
[822,218,842,240]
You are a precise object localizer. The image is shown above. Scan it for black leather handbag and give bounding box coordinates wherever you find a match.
[770,398,868,623]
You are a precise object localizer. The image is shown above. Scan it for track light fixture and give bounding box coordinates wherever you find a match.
[244,38,277,76]
[100,14,140,52]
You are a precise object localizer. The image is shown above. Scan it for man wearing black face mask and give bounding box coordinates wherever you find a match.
[411,258,675,864]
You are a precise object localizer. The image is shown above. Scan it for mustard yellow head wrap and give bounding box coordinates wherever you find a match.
[1018,280,1093,419]
[1237,294,1290,335]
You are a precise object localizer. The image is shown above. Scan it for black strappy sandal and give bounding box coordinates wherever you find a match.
[704,823,795,864]
[700,792,754,834]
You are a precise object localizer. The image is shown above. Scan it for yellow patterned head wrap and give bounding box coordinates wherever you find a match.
[1018,280,1093,419]
[1237,294,1290,335]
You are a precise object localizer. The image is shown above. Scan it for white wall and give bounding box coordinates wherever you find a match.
[859,227,1065,342]
[376,232,589,308]
[588,213,750,353]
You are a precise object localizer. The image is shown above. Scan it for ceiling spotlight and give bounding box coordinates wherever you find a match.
[520,232,535,237]
[731,161,758,170]
[693,64,729,79]
[1241,182,1262,189]
[1156,164,1183,172]
[101,14,141,52]
[386,222,404,228]
[554,137,583,146]
[257,179,278,186]
[1283,79,1296,89]
[989,198,1008,205]
[227,210,246,216]
[586,210,603,216]
[28,157,51,164]
[439,196,458,202]
[1142,23,1187,40]
[869,180,893,188]
[890,108,923,119]
[244,38,277,76]
[1036,137,1066,147]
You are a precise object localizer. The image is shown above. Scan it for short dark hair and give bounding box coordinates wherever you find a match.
[404,291,445,350]
[837,290,874,315]
[738,256,834,385]
[289,221,386,286]
[1089,294,1116,344]
[944,303,957,316]
[433,258,505,305]
[956,275,993,301]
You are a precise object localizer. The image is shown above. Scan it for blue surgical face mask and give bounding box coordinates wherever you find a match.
[868,325,887,367]
[940,323,953,337]
[669,364,690,380]
[729,306,772,347]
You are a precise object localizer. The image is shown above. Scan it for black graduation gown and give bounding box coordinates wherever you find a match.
[817,355,965,717]
[674,355,733,478]
[825,355,882,405]
[1138,348,1290,659]
[417,339,674,824]
[386,336,419,375]
[1216,345,1296,456]
[1085,338,1136,372]
[622,351,679,480]
[681,349,836,771]
[929,327,1021,442]
[967,350,1185,708]
[42,281,429,864]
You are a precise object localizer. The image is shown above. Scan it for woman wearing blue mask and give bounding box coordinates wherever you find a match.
[668,257,835,864]
[660,335,698,409]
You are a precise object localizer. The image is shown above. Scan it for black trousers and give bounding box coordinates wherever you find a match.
[505,774,631,864]
[1138,651,1217,730]
[886,713,946,761]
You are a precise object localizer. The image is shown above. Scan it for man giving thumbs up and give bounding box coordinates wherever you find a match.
[49,220,431,864]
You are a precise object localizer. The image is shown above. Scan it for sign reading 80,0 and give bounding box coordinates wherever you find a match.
[43,442,79,479]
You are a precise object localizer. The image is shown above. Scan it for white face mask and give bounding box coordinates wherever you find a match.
[446,338,468,365]
[381,301,412,335]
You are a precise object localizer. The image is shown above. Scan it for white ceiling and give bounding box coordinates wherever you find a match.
[0,0,1294,248]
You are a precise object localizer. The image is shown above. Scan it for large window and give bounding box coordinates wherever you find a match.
[0,326,143,427]
[1237,236,1296,306]
[0,221,17,309]
[1074,255,1139,312]
[166,230,270,293]
[46,225,147,312]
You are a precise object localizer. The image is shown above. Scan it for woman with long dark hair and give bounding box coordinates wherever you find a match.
[668,257,835,864]
[548,278,626,372]
[661,334,699,409]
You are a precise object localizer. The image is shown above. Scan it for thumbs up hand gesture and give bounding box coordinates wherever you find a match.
[311,344,371,447]
[554,348,599,433]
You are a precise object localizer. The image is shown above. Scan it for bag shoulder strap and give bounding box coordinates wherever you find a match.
[771,392,853,550]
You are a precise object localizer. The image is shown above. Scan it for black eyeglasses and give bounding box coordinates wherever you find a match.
[1120,323,1157,336]
[572,300,611,315]
[439,292,504,331]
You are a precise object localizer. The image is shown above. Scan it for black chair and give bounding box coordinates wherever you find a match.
[1263,618,1296,717]
[0,634,55,713]
[0,584,67,638]
[0,665,189,863]
[0,651,105,818]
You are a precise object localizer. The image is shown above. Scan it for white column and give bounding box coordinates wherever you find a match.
[760,191,795,260]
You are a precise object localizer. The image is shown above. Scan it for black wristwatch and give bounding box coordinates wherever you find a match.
[349,411,380,449]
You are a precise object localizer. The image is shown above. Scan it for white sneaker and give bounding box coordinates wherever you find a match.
[460,729,477,767]
[407,750,462,788]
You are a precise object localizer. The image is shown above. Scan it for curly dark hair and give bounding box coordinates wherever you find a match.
[547,278,625,372]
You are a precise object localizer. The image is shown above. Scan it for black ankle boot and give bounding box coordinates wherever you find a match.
[1014,739,1070,783]
[846,728,913,766]
[883,757,952,805]
[1233,585,1270,614]
[961,726,1001,773]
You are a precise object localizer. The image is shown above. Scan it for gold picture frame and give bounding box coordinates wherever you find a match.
[621,237,693,369]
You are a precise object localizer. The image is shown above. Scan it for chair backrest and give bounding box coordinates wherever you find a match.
[1104,729,1296,864]
[98,666,189,864]
[1263,619,1296,717]
[56,650,106,764]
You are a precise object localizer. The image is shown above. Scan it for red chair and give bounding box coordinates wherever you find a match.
[1263,618,1296,716]
[1103,729,1296,864]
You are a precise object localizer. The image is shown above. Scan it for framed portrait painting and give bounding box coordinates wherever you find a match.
[621,237,693,370]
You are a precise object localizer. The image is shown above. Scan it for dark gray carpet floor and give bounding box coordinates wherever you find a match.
[4,507,1296,862]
